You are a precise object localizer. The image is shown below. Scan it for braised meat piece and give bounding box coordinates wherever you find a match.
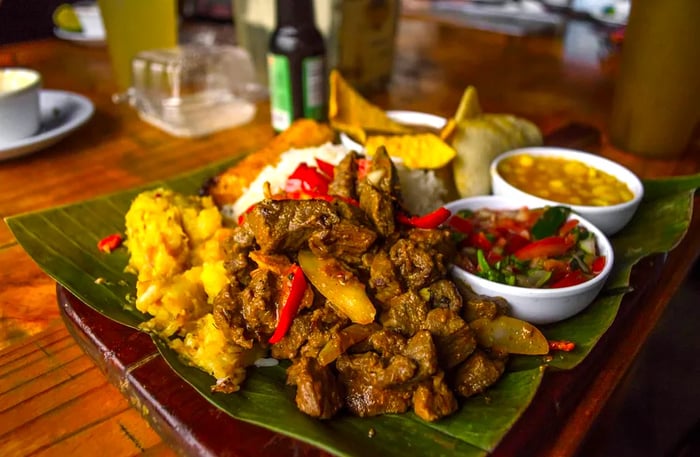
[380,290,429,336]
[403,330,439,380]
[357,148,400,236]
[239,268,280,340]
[212,283,254,349]
[308,220,377,265]
[389,238,445,291]
[343,383,414,418]
[422,308,476,369]
[245,199,339,253]
[271,304,347,360]
[336,352,415,417]
[368,329,408,355]
[223,224,256,286]
[412,372,458,422]
[358,181,395,237]
[456,282,509,322]
[421,279,463,312]
[367,250,404,306]
[328,150,358,199]
[287,357,344,419]
[407,227,456,260]
[453,349,507,398]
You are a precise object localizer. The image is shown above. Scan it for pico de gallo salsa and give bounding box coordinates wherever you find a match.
[448,205,606,289]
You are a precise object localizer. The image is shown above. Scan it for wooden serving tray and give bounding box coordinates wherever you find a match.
[57,123,663,456]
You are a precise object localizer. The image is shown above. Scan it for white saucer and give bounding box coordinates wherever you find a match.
[0,90,95,161]
[54,28,106,46]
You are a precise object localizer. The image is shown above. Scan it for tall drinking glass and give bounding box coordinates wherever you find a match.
[608,0,700,159]
[98,0,178,92]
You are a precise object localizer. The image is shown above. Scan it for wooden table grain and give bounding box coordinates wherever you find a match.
[1,14,699,457]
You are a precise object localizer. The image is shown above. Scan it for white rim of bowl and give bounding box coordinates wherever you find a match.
[444,195,614,297]
[339,110,447,152]
[490,147,644,216]
[0,68,42,100]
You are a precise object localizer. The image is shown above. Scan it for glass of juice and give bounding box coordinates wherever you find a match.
[608,0,700,159]
[98,0,178,92]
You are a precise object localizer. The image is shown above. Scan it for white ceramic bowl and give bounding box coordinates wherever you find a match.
[490,147,643,236]
[444,195,614,325]
[338,110,447,152]
[0,68,42,143]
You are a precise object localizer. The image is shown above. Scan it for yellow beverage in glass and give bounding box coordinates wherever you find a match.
[98,0,177,91]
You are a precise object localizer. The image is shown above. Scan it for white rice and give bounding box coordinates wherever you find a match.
[226,143,448,220]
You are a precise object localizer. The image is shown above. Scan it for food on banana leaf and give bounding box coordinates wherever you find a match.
[449,86,543,197]
[124,144,550,422]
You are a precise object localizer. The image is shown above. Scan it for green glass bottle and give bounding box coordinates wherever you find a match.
[267,0,327,132]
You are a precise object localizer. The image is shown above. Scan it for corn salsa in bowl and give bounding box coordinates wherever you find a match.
[490,147,643,235]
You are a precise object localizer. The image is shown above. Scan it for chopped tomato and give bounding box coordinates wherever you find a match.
[469,231,493,251]
[504,233,530,254]
[448,215,473,234]
[592,256,606,274]
[550,269,587,288]
[514,236,573,261]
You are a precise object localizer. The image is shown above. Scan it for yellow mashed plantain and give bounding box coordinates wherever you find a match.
[124,187,258,392]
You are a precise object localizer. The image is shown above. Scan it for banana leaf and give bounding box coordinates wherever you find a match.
[6,162,700,456]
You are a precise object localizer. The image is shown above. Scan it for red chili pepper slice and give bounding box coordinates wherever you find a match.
[269,264,307,344]
[397,207,451,229]
[285,163,330,194]
[548,340,576,352]
[514,236,572,261]
[97,233,123,253]
[315,158,335,179]
[591,255,606,274]
[550,269,587,288]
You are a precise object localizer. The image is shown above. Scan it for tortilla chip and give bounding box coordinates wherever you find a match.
[365,133,457,169]
[453,85,482,123]
[208,119,335,205]
[329,70,411,144]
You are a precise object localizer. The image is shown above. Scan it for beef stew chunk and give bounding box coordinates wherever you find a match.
[287,357,344,419]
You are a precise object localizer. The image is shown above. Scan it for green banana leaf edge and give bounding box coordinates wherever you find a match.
[6,159,699,456]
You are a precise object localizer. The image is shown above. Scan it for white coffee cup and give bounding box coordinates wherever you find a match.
[0,68,42,143]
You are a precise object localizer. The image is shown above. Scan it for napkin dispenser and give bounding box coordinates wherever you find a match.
[126,45,267,138]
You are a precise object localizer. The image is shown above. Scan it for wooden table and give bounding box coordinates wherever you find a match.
[1,14,699,457]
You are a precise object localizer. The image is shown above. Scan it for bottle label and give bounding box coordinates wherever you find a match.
[302,56,324,120]
[268,53,325,131]
[267,53,293,132]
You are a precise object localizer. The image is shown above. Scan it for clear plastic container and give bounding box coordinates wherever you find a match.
[126,45,267,138]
